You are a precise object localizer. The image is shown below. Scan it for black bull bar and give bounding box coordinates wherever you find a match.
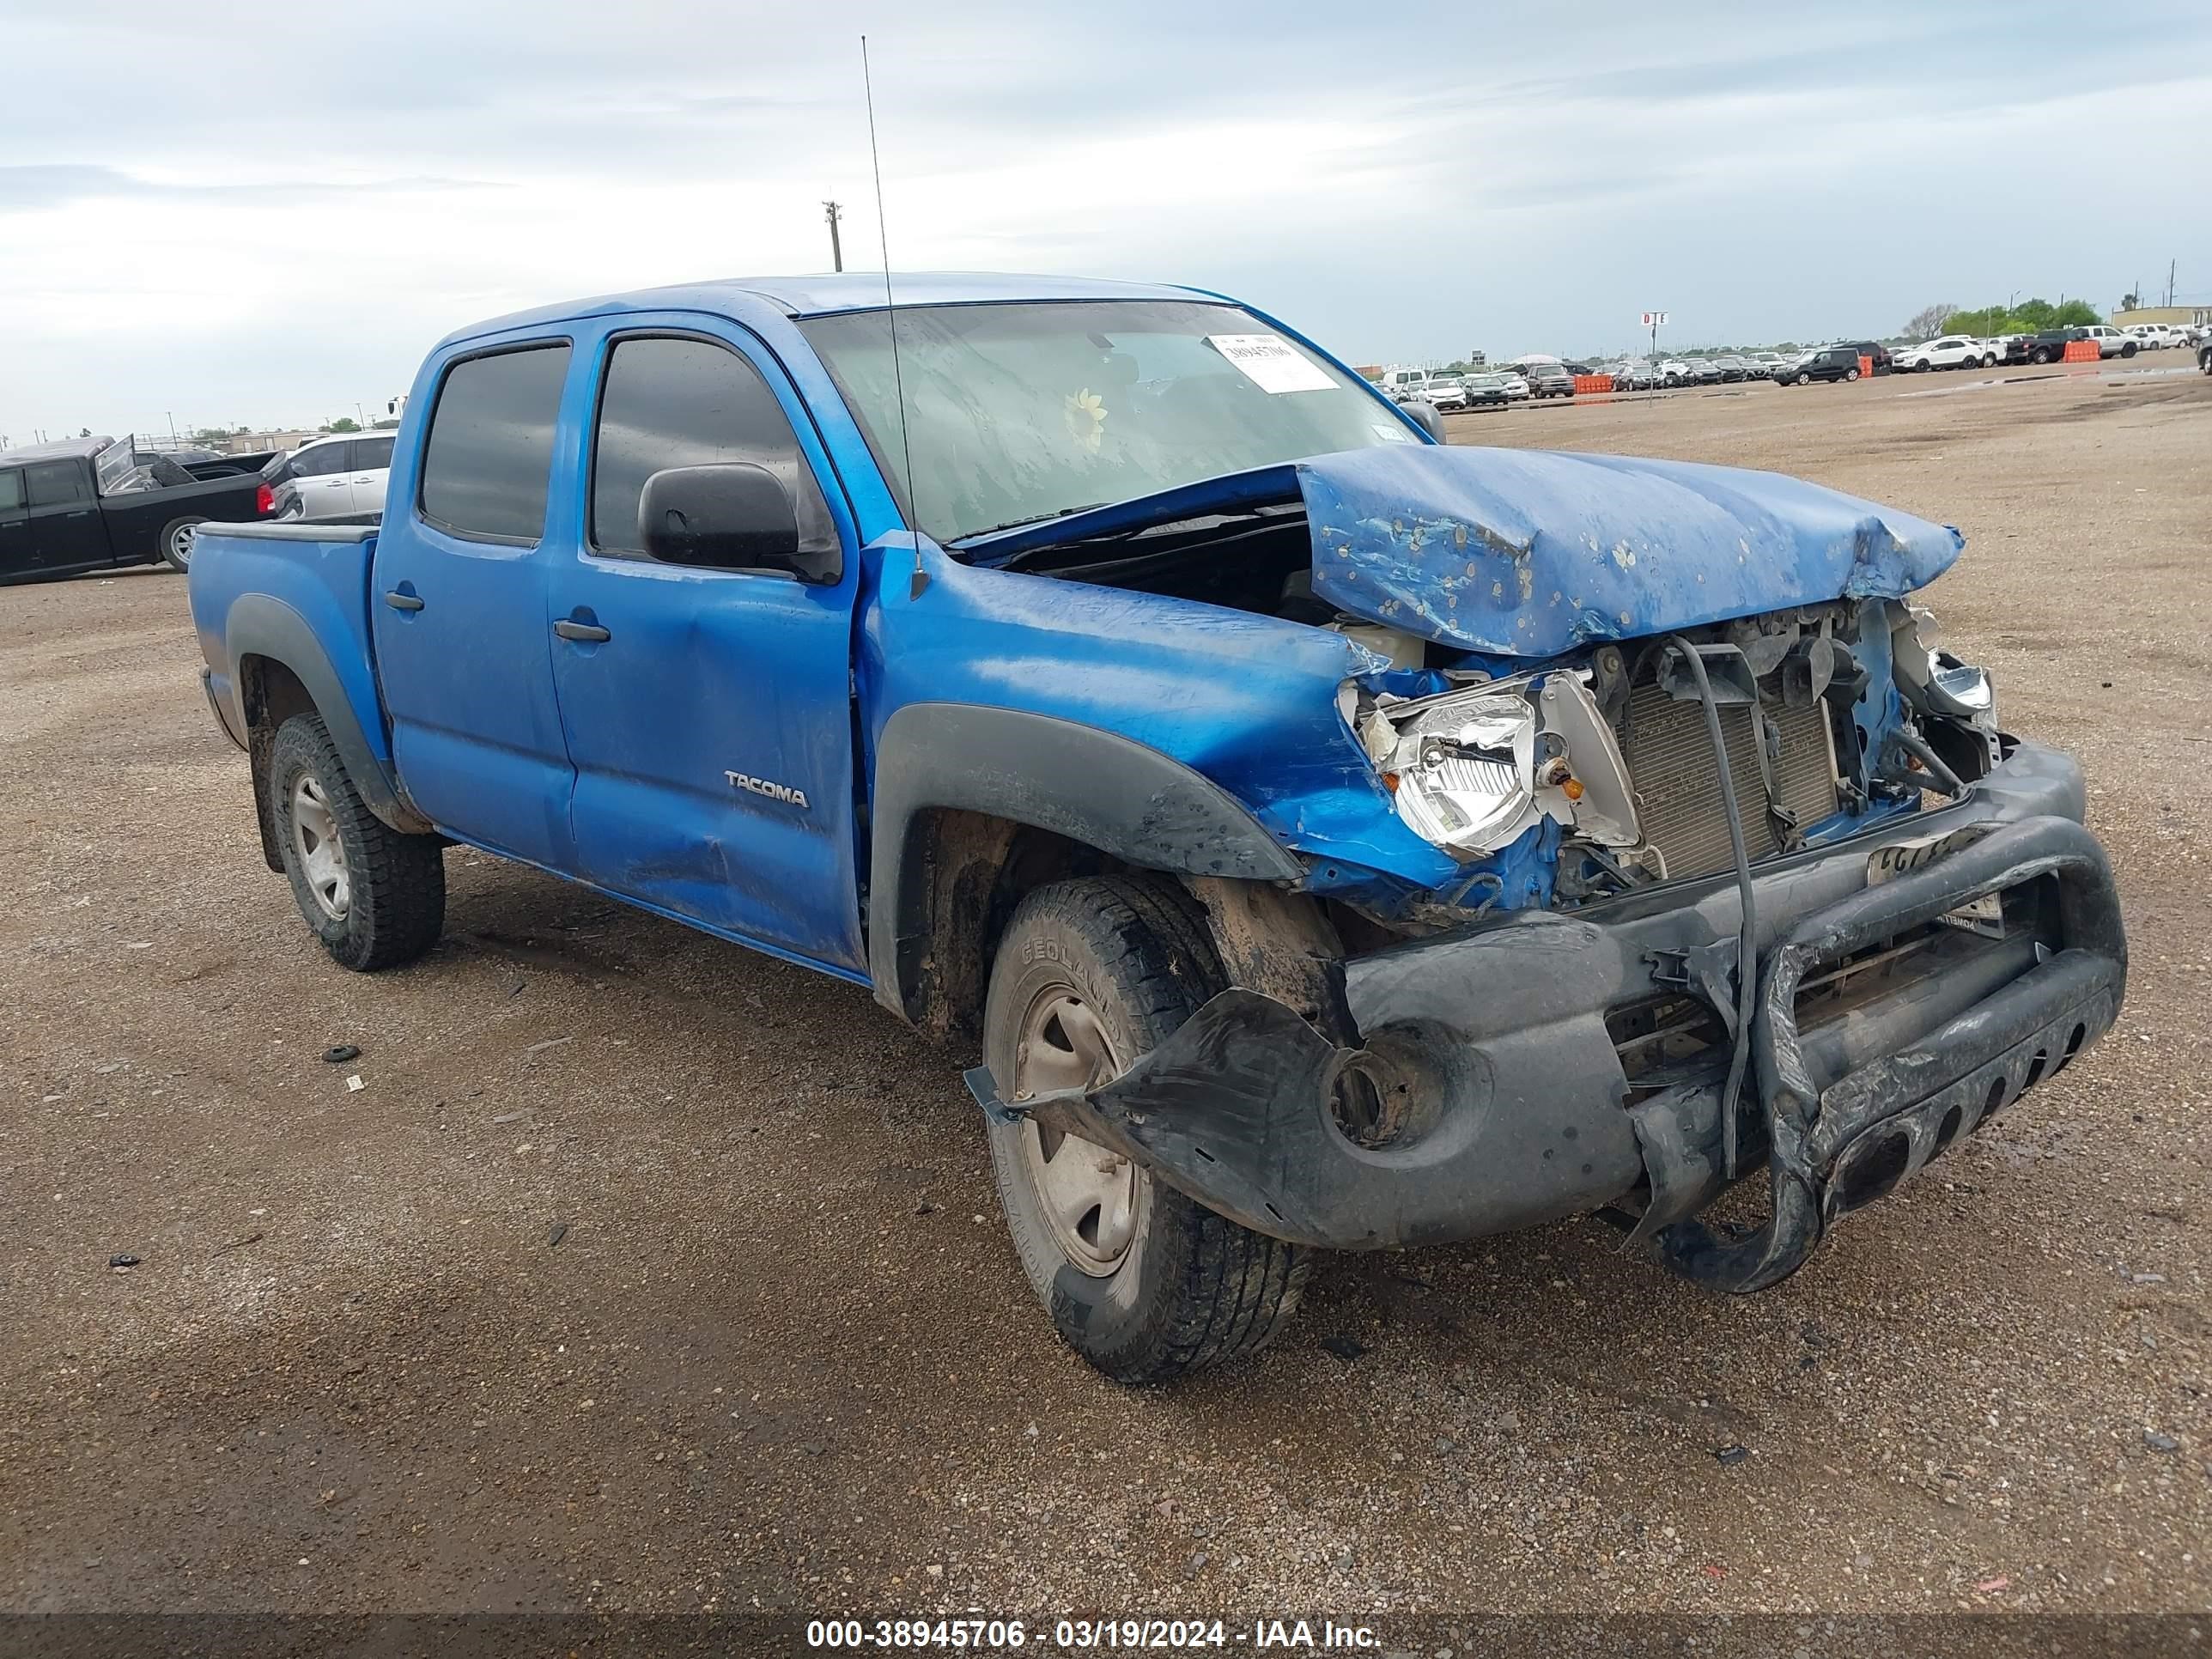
[967,816,2125,1291]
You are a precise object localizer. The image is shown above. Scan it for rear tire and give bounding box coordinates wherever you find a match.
[983,875,1308,1384]
[159,515,206,574]
[1845,367,1862,381]
[269,714,446,971]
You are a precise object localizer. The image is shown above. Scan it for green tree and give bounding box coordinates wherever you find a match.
[325,416,362,434]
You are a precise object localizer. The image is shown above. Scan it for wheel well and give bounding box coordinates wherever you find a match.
[893,808,1115,1041]
[239,655,319,872]
[889,808,1347,1045]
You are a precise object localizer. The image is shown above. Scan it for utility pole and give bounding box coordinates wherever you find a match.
[2169,258,2178,307]
[823,200,844,272]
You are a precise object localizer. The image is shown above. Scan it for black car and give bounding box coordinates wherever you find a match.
[1842,340,1894,375]
[1,435,276,584]
[1777,346,1865,385]
[1512,360,1576,399]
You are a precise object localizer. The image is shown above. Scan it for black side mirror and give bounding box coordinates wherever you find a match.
[1401,401,1445,442]
[639,463,803,574]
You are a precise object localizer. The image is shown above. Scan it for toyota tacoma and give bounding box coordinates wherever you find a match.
[186,274,2126,1382]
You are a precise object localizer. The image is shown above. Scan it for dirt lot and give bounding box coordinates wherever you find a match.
[4,362,2209,1634]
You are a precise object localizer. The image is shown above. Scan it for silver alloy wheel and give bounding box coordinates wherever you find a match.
[1013,989,1141,1275]
[167,521,196,568]
[289,775,350,921]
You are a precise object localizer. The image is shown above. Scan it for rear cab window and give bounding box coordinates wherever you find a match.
[418,343,573,543]
[355,435,396,470]
[0,470,22,512]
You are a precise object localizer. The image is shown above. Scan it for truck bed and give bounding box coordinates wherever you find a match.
[187,520,390,783]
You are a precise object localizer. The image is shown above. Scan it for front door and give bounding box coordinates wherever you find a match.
[370,341,577,870]
[21,459,110,572]
[544,325,865,972]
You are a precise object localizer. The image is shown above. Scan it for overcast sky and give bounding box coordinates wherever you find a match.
[4,0,2209,443]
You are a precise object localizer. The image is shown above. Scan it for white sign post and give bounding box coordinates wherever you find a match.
[1640,312,1669,395]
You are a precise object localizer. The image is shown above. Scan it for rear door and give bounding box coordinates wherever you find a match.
[370,340,577,870]
[22,459,110,571]
[289,441,358,518]
[543,322,865,971]
[349,434,394,516]
[0,468,30,577]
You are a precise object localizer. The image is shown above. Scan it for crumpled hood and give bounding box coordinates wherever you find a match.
[1300,444,1963,657]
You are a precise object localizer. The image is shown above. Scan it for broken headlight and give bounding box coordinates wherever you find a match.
[1354,672,1640,860]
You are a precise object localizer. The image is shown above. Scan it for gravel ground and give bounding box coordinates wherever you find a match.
[3,361,2208,1632]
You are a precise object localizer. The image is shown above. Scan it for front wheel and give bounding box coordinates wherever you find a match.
[270,714,446,971]
[983,876,1308,1384]
[158,515,206,573]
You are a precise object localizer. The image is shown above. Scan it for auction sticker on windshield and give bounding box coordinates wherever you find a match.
[1208,333,1336,393]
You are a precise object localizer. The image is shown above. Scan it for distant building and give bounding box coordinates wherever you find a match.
[2114,305,2210,330]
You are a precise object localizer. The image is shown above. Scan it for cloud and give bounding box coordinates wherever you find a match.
[3,0,2210,436]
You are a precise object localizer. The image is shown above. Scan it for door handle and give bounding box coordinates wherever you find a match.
[384,591,425,611]
[553,619,611,642]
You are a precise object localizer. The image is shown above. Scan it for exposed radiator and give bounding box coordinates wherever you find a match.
[1620,682,1840,882]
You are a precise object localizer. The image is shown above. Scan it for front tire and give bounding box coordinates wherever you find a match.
[983,876,1307,1384]
[159,515,206,574]
[270,714,446,971]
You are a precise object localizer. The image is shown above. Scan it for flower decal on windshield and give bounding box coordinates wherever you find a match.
[1064,387,1107,454]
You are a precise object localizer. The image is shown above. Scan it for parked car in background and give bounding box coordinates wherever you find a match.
[1895,335,1992,372]
[1422,374,1470,413]
[1561,361,1595,377]
[2124,324,2183,350]
[1376,367,1432,403]
[1838,341,1894,375]
[2199,334,2212,375]
[1610,359,1663,390]
[2008,327,2090,365]
[1777,346,1864,385]
[265,433,396,522]
[1460,371,1513,409]
[1498,370,1532,400]
[1,434,274,583]
[2077,325,2138,359]
[1510,358,1575,399]
[186,270,2122,1382]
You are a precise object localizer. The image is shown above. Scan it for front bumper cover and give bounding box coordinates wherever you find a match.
[966,740,2127,1291]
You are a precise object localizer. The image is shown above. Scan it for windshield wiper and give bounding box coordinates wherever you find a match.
[950,502,1110,546]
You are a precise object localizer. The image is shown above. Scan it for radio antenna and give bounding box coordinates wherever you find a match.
[860,34,917,520]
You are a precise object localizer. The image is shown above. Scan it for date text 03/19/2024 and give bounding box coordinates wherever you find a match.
[804,1617,1383,1649]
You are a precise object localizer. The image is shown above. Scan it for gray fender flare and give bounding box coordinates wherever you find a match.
[225,593,430,834]
[868,702,1304,1021]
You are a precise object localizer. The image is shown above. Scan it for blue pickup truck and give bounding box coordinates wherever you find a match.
[189,273,2125,1382]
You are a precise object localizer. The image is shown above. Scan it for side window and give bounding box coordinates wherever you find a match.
[419,343,572,543]
[355,435,395,470]
[25,461,92,507]
[589,334,837,574]
[291,442,352,478]
[0,470,23,512]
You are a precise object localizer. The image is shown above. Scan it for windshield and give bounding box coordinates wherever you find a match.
[798,300,1411,544]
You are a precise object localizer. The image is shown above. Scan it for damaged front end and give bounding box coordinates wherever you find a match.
[961,442,2126,1288]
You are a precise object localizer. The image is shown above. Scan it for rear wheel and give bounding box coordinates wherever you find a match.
[983,876,1308,1383]
[158,515,206,573]
[1845,367,1862,381]
[270,714,446,971]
